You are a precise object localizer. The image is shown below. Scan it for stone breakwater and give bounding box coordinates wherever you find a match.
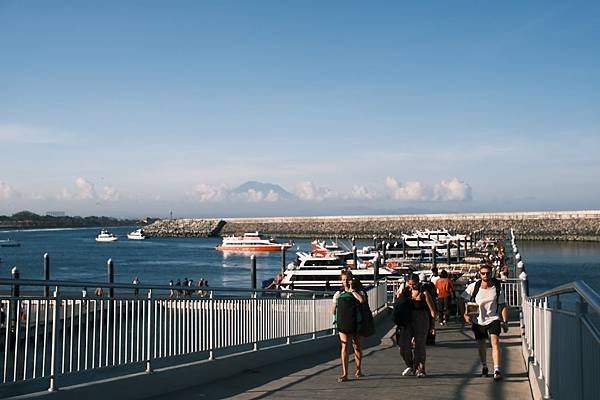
[142,218,225,237]
[143,211,600,241]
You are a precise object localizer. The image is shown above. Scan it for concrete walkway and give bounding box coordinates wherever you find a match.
[149,317,532,400]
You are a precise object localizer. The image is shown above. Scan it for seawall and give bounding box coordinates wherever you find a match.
[142,211,600,241]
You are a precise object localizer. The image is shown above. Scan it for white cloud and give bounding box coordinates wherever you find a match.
[244,189,280,203]
[434,178,472,201]
[193,184,228,202]
[0,181,19,200]
[386,176,472,201]
[294,181,338,201]
[74,177,95,200]
[98,186,120,201]
[349,185,381,200]
[385,177,432,201]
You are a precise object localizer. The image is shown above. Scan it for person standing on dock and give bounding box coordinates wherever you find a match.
[132,276,140,296]
[462,264,509,381]
[332,269,365,382]
[435,270,455,325]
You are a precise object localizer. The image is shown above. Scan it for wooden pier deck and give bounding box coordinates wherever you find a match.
[149,316,532,400]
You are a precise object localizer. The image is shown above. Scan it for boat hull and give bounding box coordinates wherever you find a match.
[96,237,118,242]
[216,244,291,252]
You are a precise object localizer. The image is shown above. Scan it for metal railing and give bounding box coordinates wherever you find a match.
[0,278,387,391]
[521,280,600,400]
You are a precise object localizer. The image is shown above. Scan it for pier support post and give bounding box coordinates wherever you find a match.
[251,255,257,290]
[402,239,406,259]
[48,286,60,392]
[107,259,114,298]
[352,246,358,269]
[372,235,377,250]
[447,242,452,266]
[44,253,50,297]
[382,241,387,265]
[280,247,286,275]
[373,253,380,283]
[351,236,355,247]
[11,266,20,298]
[432,246,437,268]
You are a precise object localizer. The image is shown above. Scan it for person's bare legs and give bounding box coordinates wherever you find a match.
[490,334,501,368]
[338,332,349,381]
[351,335,363,377]
[478,339,487,364]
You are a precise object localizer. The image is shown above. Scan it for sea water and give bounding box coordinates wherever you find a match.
[0,226,599,294]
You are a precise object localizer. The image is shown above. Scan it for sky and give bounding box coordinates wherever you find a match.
[1,1,599,218]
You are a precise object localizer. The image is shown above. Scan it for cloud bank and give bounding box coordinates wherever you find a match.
[386,177,472,201]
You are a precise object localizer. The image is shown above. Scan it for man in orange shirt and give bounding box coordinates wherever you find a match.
[435,270,455,325]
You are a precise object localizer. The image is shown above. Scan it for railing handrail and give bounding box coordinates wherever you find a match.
[526,279,600,314]
[0,278,341,297]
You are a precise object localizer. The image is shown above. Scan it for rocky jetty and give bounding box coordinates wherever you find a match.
[143,219,225,237]
[142,211,600,241]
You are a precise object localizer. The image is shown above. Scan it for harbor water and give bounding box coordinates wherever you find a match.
[0,226,599,294]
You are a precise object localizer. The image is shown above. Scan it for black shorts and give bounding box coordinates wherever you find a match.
[472,320,501,340]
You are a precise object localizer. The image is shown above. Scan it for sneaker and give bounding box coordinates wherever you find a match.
[416,370,426,378]
[493,370,502,381]
[481,366,489,377]
[402,367,415,376]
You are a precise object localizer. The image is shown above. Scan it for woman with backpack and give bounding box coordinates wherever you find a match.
[332,269,365,382]
[395,273,437,378]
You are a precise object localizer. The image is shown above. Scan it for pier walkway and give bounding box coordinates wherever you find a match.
[149,317,532,400]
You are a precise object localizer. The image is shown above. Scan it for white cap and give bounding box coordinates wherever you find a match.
[419,272,426,281]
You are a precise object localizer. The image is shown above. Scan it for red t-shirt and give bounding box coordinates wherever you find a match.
[435,278,454,299]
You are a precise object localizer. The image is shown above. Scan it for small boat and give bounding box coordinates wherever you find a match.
[95,229,118,242]
[216,232,292,252]
[127,228,146,240]
[0,239,21,247]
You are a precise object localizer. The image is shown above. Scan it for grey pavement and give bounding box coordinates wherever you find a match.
[148,317,532,400]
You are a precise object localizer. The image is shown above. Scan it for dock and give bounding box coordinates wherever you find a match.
[148,317,531,400]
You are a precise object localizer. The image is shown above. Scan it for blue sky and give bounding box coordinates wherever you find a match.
[1,1,599,218]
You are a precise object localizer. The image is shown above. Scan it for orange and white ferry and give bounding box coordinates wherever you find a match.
[215,232,292,252]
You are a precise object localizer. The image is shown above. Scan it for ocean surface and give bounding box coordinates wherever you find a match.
[0,226,599,295]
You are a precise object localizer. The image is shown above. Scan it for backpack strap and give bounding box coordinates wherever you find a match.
[470,280,483,302]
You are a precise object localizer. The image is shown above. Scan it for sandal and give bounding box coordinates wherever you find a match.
[355,371,363,379]
[337,375,348,383]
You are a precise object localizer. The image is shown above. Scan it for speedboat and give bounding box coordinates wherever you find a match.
[127,228,146,240]
[0,239,21,247]
[216,232,292,252]
[95,229,118,242]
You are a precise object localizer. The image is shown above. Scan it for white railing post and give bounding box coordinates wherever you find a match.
[209,291,214,360]
[48,287,59,392]
[286,293,291,344]
[253,291,258,351]
[543,297,551,399]
[312,293,316,339]
[146,290,153,373]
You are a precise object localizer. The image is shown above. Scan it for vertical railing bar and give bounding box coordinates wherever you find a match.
[99,299,104,369]
[23,300,31,380]
[153,298,157,359]
[77,301,82,372]
[130,300,135,363]
[168,300,172,357]
[136,300,140,362]
[141,300,146,363]
[125,300,129,364]
[209,292,214,360]
[84,300,89,371]
[48,294,58,391]
[33,300,40,379]
[13,300,21,382]
[105,299,110,367]
[69,299,74,373]
[112,300,117,366]
[42,300,48,377]
[118,300,122,365]
[91,300,96,370]
[146,290,152,373]
[3,301,10,383]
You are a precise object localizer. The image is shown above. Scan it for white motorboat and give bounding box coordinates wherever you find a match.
[95,229,118,242]
[216,232,291,252]
[280,252,401,291]
[127,228,146,240]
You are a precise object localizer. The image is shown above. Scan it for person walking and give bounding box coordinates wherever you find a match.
[462,264,509,380]
[132,276,140,297]
[397,274,437,378]
[332,269,365,382]
[435,270,455,325]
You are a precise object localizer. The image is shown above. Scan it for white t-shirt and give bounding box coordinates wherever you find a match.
[430,275,440,286]
[462,281,505,326]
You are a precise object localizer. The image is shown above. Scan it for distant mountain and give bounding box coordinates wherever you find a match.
[232,181,297,201]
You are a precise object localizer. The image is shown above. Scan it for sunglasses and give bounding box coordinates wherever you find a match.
[480,271,492,276]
